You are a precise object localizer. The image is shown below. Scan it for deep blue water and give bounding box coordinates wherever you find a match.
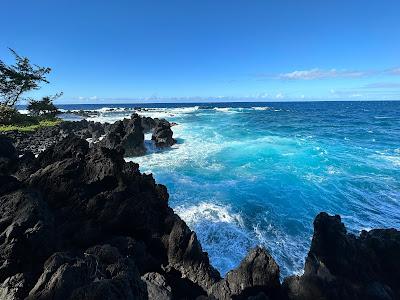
[32,101,400,278]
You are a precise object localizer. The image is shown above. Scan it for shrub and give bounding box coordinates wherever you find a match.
[0,104,41,126]
[28,95,61,117]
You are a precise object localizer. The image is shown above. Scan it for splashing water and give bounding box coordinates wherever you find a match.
[53,101,400,278]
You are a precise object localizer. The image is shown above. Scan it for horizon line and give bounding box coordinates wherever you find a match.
[19,98,400,106]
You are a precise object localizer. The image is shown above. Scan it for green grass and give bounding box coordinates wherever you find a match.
[0,119,62,132]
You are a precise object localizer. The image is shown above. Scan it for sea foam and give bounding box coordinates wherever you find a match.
[53,101,400,279]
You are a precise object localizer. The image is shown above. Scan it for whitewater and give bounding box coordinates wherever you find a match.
[55,101,400,278]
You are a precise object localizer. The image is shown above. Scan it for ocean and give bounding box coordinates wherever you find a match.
[52,101,400,278]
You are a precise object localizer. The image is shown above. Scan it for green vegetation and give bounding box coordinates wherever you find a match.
[0,105,29,125]
[0,49,51,107]
[28,93,62,117]
[0,49,63,132]
[0,118,61,132]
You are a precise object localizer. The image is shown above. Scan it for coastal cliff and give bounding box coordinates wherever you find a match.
[0,118,399,300]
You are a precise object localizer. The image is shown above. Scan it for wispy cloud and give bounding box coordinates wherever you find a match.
[76,95,99,101]
[255,66,400,81]
[362,82,400,89]
[385,67,400,76]
[278,68,369,80]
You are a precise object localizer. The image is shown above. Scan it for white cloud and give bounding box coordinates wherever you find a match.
[275,93,284,99]
[386,67,400,75]
[256,92,269,98]
[279,68,367,80]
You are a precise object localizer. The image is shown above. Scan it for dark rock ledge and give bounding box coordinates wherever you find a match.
[3,113,176,156]
[0,134,399,300]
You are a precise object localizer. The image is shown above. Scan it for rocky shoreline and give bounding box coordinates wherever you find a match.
[2,113,176,156]
[1,117,399,300]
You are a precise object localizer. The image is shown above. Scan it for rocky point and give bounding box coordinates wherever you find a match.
[0,120,399,300]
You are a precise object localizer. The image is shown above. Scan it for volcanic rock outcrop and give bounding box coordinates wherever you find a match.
[3,113,176,156]
[151,119,176,147]
[0,134,399,300]
[100,113,146,156]
[0,135,278,300]
[283,212,400,300]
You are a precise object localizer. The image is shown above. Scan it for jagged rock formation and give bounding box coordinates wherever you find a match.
[3,113,176,156]
[141,116,157,133]
[209,247,281,300]
[100,113,146,156]
[2,120,105,155]
[283,212,400,300]
[0,135,399,300]
[141,272,172,300]
[0,135,273,300]
[151,119,176,147]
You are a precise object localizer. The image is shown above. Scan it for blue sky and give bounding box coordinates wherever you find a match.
[1,0,400,103]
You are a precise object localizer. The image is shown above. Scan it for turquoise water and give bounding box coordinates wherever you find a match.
[57,101,400,278]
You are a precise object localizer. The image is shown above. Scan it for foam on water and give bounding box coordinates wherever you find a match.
[252,106,270,110]
[54,101,400,278]
[213,107,241,113]
[176,202,244,225]
[174,201,255,274]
